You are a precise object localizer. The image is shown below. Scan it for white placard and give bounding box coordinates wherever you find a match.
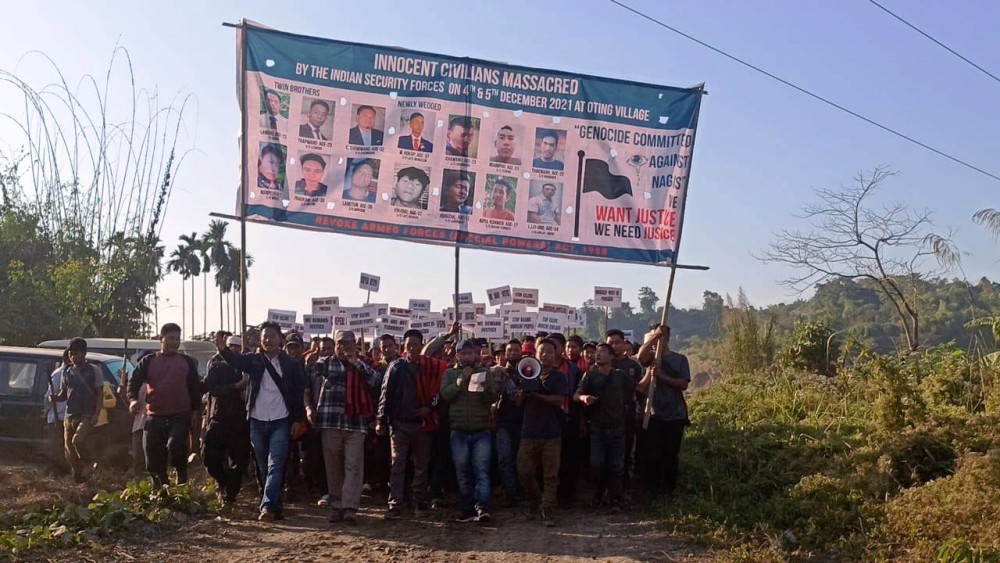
[594,286,623,308]
[566,307,586,329]
[344,305,380,330]
[487,285,513,306]
[267,309,297,330]
[536,312,566,334]
[509,312,537,335]
[359,273,381,293]
[389,307,412,318]
[623,329,635,342]
[476,314,505,340]
[377,315,410,339]
[499,303,527,319]
[540,302,571,315]
[303,314,332,334]
[311,296,340,315]
[456,292,474,305]
[511,287,539,307]
[409,299,431,312]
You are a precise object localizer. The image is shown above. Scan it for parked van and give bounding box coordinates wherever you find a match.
[38,338,216,378]
[0,346,134,468]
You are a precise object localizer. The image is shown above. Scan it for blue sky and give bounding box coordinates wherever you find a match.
[1,0,997,334]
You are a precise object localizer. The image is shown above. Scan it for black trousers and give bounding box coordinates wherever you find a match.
[643,418,686,494]
[203,417,250,500]
[144,413,191,487]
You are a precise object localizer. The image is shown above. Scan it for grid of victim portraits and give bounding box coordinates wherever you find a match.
[255,86,571,226]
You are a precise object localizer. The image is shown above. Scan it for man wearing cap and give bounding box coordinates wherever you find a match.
[214,322,307,522]
[439,339,505,523]
[310,329,381,523]
[203,332,250,505]
[376,329,449,520]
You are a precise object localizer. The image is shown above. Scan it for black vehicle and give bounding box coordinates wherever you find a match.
[0,346,134,469]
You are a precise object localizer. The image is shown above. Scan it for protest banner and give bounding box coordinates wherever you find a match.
[237,23,702,267]
[509,312,537,336]
[540,302,570,314]
[456,292,474,305]
[377,315,410,339]
[389,306,412,318]
[498,303,527,319]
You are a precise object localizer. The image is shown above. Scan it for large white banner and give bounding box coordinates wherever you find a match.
[238,24,702,266]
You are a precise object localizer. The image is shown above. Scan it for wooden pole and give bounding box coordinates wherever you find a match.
[642,85,705,430]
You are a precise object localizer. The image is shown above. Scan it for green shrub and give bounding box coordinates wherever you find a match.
[778,320,839,376]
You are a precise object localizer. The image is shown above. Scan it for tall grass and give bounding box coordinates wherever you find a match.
[657,344,1000,561]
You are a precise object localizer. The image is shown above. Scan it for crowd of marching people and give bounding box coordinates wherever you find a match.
[54,320,690,527]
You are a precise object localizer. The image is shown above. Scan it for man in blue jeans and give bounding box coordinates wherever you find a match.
[215,323,307,522]
[575,343,634,512]
[439,340,504,523]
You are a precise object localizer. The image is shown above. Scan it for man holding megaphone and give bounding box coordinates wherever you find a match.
[516,338,567,528]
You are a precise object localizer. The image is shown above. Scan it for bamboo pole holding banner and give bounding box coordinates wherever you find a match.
[223,19,251,343]
[642,85,706,430]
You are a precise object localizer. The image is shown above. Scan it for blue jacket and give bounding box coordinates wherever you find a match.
[219,348,306,423]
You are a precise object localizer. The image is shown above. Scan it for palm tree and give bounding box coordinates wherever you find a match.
[222,243,253,333]
[973,209,1000,240]
[203,220,231,330]
[168,233,201,336]
[199,238,211,337]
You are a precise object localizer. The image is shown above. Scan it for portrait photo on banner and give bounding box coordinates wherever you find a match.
[398,110,436,153]
[292,151,333,198]
[444,115,481,159]
[526,180,564,226]
[532,127,567,171]
[257,141,287,193]
[439,168,475,215]
[259,86,290,132]
[348,103,387,147]
[343,157,380,203]
[482,174,518,222]
[488,122,524,166]
[391,164,432,210]
[297,97,335,141]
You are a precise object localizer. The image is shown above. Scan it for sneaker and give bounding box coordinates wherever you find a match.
[413,503,429,517]
[327,509,341,523]
[317,494,330,507]
[341,509,357,524]
[258,508,276,522]
[430,497,444,509]
[455,511,478,523]
[476,507,493,524]
[541,508,556,528]
[385,507,402,520]
[362,483,373,494]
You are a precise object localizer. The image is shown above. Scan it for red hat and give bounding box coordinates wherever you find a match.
[521,341,535,355]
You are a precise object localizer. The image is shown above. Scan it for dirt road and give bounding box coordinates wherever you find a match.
[4,459,703,562]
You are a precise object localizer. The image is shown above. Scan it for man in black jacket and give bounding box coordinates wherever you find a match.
[214,322,307,522]
[203,333,250,506]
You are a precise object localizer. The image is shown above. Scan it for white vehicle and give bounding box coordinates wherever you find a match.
[37,338,218,378]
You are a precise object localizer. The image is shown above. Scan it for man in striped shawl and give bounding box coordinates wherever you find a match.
[310,330,381,523]
[376,329,448,520]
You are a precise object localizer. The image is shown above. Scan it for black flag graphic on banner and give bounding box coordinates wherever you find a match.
[583,159,633,200]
